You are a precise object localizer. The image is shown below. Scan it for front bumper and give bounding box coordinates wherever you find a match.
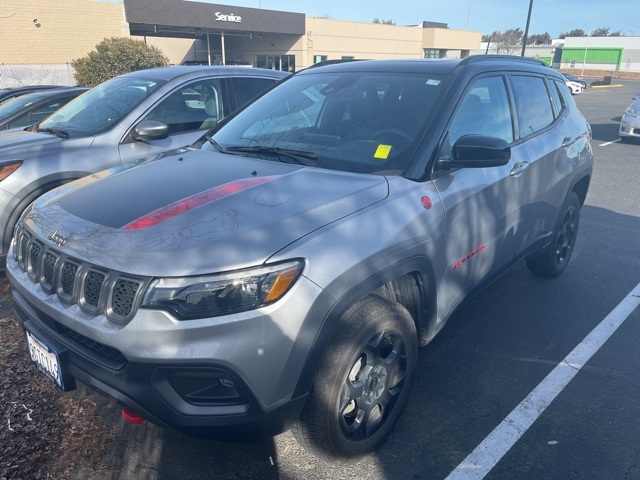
[620,115,640,138]
[7,254,333,439]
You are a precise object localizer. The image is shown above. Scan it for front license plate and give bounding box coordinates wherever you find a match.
[25,330,65,389]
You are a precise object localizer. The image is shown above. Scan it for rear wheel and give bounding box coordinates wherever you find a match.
[526,192,580,278]
[292,294,418,465]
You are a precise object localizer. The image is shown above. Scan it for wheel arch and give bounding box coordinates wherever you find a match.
[292,255,438,399]
[571,170,591,207]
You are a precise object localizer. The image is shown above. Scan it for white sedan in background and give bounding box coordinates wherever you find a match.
[620,93,640,143]
[565,80,585,95]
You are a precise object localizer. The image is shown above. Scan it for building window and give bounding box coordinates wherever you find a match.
[341,56,355,60]
[254,55,295,72]
[314,55,328,64]
[424,49,445,59]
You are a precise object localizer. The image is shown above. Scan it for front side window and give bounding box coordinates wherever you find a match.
[211,71,449,175]
[448,76,514,146]
[510,75,555,138]
[40,77,166,137]
[144,79,223,134]
[230,77,277,109]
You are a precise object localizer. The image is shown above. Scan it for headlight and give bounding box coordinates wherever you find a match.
[625,105,637,117]
[141,260,304,320]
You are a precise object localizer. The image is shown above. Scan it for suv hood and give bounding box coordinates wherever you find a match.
[25,149,388,276]
[0,129,92,160]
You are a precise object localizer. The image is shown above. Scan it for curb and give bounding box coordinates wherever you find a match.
[590,84,623,89]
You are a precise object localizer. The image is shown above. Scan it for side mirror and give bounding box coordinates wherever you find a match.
[449,134,511,168]
[632,94,639,101]
[131,120,169,141]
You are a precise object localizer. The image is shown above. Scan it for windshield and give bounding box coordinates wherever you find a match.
[212,71,448,174]
[0,91,56,118]
[39,77,167,137]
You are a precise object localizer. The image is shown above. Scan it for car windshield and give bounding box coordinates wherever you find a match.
[212,70,448,175]
[0,91,56,119]
[39,77,167,137]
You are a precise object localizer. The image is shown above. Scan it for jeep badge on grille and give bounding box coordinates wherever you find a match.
[48,231,67,247]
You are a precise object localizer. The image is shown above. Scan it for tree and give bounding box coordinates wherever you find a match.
[72,37,169,86]
[372,18,395,25]
[484,28,524,55]
[527,32,551,45]
[559,28,586,39]
[591,27,610,37]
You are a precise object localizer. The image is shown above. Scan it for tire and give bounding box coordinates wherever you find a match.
[292,294,418,465]
[526,192,581,278]
[620,136,634,144]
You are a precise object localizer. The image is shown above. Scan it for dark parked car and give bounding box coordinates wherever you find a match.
[0,66,288,264]
[0,85,65,106]
[8,56,593,464]
[0,87,89,130]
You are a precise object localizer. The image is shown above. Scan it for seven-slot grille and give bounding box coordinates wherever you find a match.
[13,225,146,324]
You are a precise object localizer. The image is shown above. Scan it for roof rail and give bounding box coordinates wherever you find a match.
[459,54,550,67]
[302,58,365,71]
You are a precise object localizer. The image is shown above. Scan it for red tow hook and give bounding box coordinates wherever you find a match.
[121,408,145,425]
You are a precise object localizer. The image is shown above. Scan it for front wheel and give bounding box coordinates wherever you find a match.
[292,295,418,465]
[526,192,581,278]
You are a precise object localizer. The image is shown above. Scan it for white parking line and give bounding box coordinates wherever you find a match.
[599,139,621,147]
[445,281,640,480]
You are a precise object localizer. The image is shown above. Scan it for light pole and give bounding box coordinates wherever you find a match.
[581,27,590,75]
[521,0,534,56]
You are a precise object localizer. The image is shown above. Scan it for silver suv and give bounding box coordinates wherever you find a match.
[7,56,593,464]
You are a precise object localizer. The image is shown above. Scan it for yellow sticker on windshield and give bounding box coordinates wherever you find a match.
[374,144,392,160]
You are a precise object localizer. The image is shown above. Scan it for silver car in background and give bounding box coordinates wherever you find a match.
[619,93,640,142]
[0,66,288,264]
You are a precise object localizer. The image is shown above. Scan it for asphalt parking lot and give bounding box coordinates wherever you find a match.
[3,79,640,480]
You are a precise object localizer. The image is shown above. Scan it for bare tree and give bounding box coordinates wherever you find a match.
[591,27,610,37]
[559,28,586,39]
[488,28,524,55]
[527,32,551,45]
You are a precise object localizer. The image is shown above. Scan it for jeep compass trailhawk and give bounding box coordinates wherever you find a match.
[8,56,593,464]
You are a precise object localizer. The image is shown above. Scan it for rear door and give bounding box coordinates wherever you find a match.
[507,74,577,256]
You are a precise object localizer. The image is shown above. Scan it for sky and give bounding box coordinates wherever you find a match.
[159,0,637,38]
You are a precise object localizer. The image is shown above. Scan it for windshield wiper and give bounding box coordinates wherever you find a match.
[226,146,317,166]
[35,125,69,138]
[201,134,224,153]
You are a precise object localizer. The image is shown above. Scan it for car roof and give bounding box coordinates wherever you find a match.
[17,86,89,101]
[297,55,559,78]
[118,66,290,82]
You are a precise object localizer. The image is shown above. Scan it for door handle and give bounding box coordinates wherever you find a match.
[561,136,574,148]
[510,161,530,177]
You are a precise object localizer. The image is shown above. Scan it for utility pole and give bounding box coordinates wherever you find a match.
[521,0,533,56]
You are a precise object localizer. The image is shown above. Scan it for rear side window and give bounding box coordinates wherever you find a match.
[510,75,555,138]
[548,79,564,117]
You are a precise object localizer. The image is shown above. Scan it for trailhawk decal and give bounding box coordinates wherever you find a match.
[452,244,487,270]
[122,177,275,231]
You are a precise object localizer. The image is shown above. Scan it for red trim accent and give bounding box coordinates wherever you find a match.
[421,195,432,210]
[122,177,274,231]
[452,243,486,270]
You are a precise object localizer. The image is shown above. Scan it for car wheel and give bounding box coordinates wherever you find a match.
[526,192,580,278]
[292,294,418,465]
